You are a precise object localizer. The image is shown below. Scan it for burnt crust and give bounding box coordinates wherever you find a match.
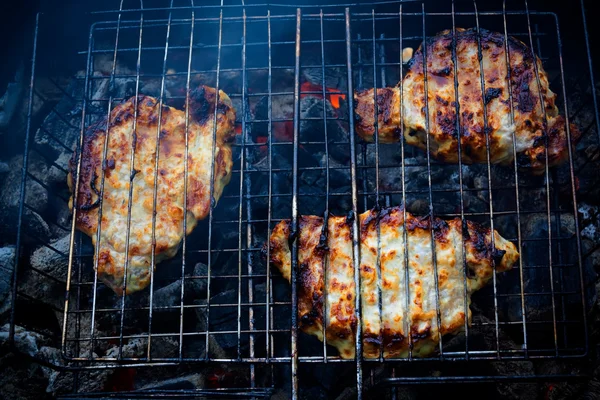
[354,88,402,143]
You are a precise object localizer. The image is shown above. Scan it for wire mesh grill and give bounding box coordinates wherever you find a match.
[9,0,598,397]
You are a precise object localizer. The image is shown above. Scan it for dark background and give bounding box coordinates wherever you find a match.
[1,0,598,91]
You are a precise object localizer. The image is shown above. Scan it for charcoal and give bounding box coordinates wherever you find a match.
[0,324,53,358]
[151,279,184,310]
[302,67,347,93]
[30,234,70,282]
[138,373,204,391]
[45,350,112,395]
[0,246,15,315]
[33,79,82,158]
[194,284,267,353]
[0,63,25,130]
[0,207,50,247]
[150,273,209,311]
[17,234,71,319]
[1,154,49,214]
[188,262,209,296]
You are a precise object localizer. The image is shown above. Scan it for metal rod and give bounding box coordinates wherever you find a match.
[472,0,500,357]
[319,8,330,363]
[553,7,590,356]
[290,8,302,399]
[265,9,274,364]
[145,0,174,360]
[502,0,528,355]
[204,7,224,360]
[239,8,249,362]
[420,2,444,359]
[345,7,364,397]
[523,0,559,355]
[238,6,258,388]
[61,15,96,356]
[449,0,470,360]
[118,3,145,359]
[397,4,413,362]
[179,0,195,361]
[371,8,384,361]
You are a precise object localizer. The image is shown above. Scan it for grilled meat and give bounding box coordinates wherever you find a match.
[67,86,235,295]
[354,28,580,174]
[267,206,519,359]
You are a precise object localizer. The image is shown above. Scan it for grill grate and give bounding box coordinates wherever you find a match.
[8,0,598,398]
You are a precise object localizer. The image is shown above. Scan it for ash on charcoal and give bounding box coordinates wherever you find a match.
[30,234,70,282]
[580,202,600,244]
[0,324,53,357]
[150,267,210,311]
[138,373,204,391]
[17,234,72,320]
[0,246,15,315]
[0,62,25,131]
[46,350,112,395]
[193,283,267,353]
[33,80,82,158]
[1,154,49,214]
[188,262,209,296]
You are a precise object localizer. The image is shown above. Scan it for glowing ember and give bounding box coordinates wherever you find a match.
[300,81,346,109]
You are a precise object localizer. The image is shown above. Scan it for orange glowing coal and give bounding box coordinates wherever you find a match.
[300,81,346,109]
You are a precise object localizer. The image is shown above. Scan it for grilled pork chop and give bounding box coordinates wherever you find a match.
[267,206,519,359]
[354,28,580,174]
[67,86,235,295]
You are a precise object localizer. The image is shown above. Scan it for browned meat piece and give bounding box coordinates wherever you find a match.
[68,86,235,295]
[354,28,580,175]
[267,206,519,359]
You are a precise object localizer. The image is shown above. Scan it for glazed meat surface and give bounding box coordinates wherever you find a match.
[67,86,235,295]
[267,206,519,359]
[354,28,580,174]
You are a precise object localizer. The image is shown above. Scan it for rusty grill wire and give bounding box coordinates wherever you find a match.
[8,0,599,398]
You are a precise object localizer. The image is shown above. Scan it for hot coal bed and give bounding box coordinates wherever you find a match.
[1,0,599,399]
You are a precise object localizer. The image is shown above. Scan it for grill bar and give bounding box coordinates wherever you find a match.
[523,0,559,355]
[205,7,224,360]
[553,3,590,356]
[398,4,414,362]
[318,8,330,363]
[179,0,195,361]
[420,2,445,359]
[290,8,302,399]
[345,7,364,397]
[449,0,471,360]
[371,8,385,363]
[265,8,274,363]
[147,0,174,360]
[502,0,529,356]
[61,12,96,357]
[473,0,501,358]
[118,5,145,358]
[86,0,121,354]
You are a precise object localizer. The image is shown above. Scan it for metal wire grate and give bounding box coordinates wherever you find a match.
[9,0,598,398]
